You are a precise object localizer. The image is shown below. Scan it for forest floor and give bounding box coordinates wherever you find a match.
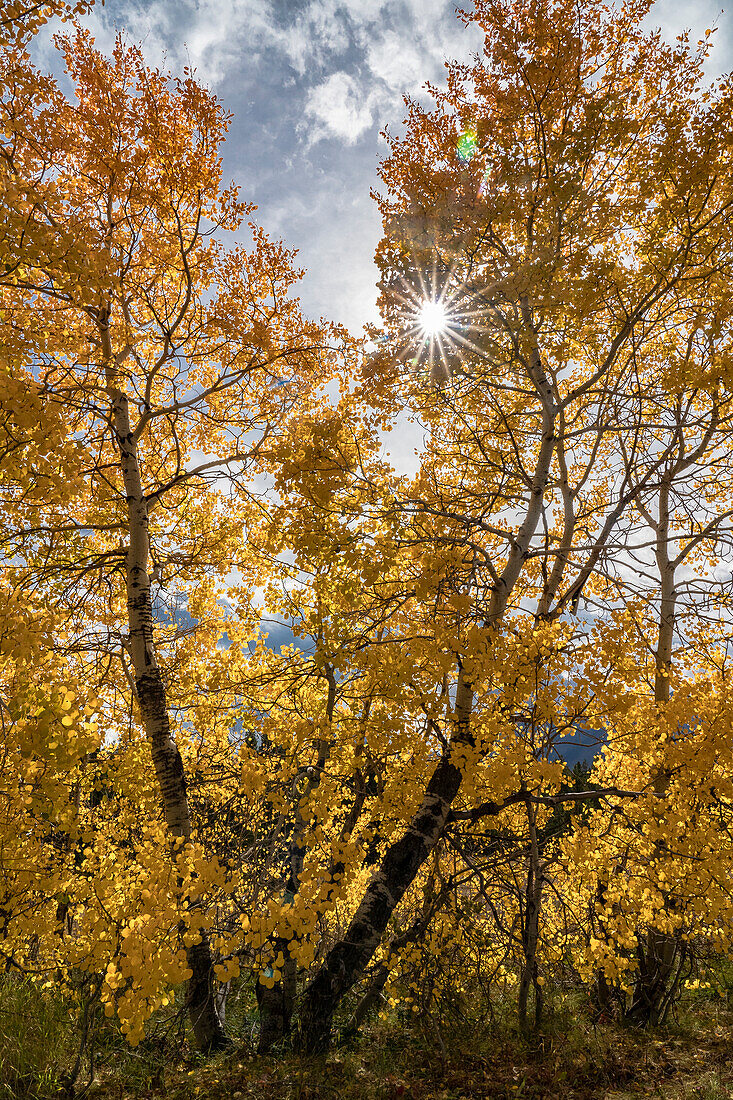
[4,980,733,1099]
[82,1000,733,1100]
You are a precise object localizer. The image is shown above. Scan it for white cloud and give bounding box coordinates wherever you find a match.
[36,0,732,112]
[127,0,275,86]
[35,0,483,122]
[304,70,382,143]
[34,0,274,88]
[364,30,425,92]
[296,0,483,145]
[645,0,731,79]
[276,0,351,75]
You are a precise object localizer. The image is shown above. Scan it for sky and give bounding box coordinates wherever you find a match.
[36,0,733,337]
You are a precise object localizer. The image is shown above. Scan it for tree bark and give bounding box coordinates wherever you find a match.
[256,667,338,1051]
[518,802,543,1031]
[256,940,296,1053]
[626,476,678,1028]
[626,930,682,1026]
[295,670,474,1053]
[103,319,227,1053]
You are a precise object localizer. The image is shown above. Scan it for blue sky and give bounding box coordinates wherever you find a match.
[36,0,732,336]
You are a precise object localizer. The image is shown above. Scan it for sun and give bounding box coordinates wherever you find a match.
[382,244,495,385]
[418,299,448,338]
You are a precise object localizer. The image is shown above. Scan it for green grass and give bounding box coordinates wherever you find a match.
[0,977,78,1099]
[4,977,733,1100]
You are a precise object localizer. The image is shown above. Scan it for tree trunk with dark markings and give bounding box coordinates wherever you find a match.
[295,673,473,1053]
[103,320,228,1053]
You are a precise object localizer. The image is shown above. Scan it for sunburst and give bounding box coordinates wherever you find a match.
[386,249,497,386]
[418,299,449,338]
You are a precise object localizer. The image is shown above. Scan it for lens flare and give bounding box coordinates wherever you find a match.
[457,129,477,162]
[419,299,448,337]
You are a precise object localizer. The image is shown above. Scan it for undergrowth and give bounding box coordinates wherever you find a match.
[2,976,733,1100]
[0,978,78,1099]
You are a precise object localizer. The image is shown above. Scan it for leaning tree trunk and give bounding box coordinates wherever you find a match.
[340,857,439,1044]
[294,671,474,1054]
[103,322,228,1053]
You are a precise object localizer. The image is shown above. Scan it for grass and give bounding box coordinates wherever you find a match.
[94,997,733,1100]
[3,979,733,1100]
[0,977,79,1099]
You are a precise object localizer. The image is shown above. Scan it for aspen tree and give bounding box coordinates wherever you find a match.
[1,24,336,1050]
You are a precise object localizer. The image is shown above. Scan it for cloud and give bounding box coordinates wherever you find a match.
[33,0,274,87]
[36,0,482,119]
[292,0,483,145]
[275,0,351,76]
[363,30,425,92]
[35,0,732,112]
[161,0,480,138]
[303,70,382,143]
[644,0,732,78]
[27,0,733,352]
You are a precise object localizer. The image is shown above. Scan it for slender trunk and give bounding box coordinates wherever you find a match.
[340,854,439,1043]
[627,408,721,1025]
[102,318,227,1052]
[595,970,614,1018]
[257,668,338,1052]
[626,929,681,1026]
[518,802,542,1031]
[653,479,675,714]
[340,963,389,1042]
[592,877,617,1020]
[256,936,296,1053]
[626,477,678,1027]
[295,320,557,1053]
[215,980,230,1027]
